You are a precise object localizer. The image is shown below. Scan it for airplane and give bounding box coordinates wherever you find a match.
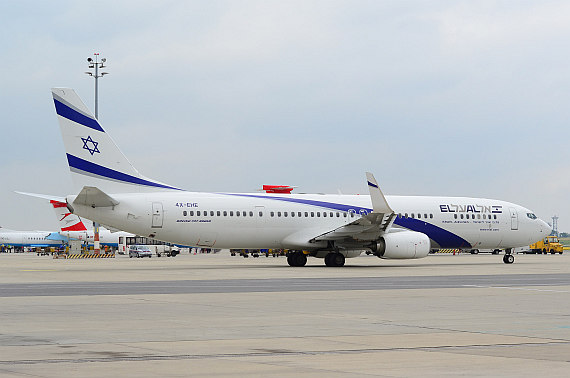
[41,87,551,267]
[0,227,62,249]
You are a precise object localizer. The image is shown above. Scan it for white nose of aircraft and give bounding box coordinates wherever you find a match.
[539,219,552,236]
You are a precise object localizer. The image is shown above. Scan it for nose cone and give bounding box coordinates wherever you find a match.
[541,220,553,235]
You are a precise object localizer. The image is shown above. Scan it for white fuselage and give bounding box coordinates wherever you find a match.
[68,191,550,251]
[0,230,61,247]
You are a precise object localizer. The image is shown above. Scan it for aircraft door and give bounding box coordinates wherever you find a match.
[152,202,163,228]
[509,207,518,230]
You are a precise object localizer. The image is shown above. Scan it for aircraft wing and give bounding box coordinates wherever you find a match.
[311,173,396,242]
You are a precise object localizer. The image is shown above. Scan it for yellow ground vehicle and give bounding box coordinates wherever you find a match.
[529,236,564,254]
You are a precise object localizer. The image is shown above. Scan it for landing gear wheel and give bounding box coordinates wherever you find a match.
[324,253,345,267]
[287,252,307,267]
[332,253,345,267]
[503,254,514,264]
[324,253,334,267]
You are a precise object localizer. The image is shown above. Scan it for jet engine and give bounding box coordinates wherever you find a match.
[371,231,430,259]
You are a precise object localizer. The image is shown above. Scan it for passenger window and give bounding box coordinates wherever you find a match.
[249,211,253,217]
[210,211,214,216]
[183,211,187,216]
[242,211,246,217]
[284,212,288,217]
[460,214,464,219]
[298,212,302,217]
[197,211,201,216]
[430,214,433,219]
[417,214,421,219]
[236,211,240,217]
[494,215,497,219]
[291,212,295,217]
[323,212,327,217]
[304,212,308,217]
[317,212,321,217]
[336,212,340,217]
[270,211,274,217]
[405,213,408,218]
[259,211,263,217]
[311,212,315,217]
[223,211,227,216]
[217,211,221,216]
[424,213,427,218]
[278,212,281,217]
[454,214,457,219]
[230,211,234,216]
[343,213,347,217]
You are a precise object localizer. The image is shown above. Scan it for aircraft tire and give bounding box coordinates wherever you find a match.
[332,253,345,267]
[325,253,345,267]
[287,252,307,267]
[295,252,307,267]
[503,254,514,264]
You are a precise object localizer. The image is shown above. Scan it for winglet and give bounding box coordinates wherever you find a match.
[366,172,393,214]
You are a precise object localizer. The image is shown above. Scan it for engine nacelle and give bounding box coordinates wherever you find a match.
[372,231,430,259]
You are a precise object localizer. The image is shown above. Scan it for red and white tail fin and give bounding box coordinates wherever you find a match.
[50,200,88,232]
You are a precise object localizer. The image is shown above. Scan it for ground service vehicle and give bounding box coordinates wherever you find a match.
[529,236,563,254]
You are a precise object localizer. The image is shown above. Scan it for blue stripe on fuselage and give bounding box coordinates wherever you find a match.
[393,217,472,248]
[222,193,472,248]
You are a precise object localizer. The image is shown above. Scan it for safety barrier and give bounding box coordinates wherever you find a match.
[54,253,115,259]
[435,249,462,254]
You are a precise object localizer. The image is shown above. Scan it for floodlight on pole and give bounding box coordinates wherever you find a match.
[84,53,109,254]
[84,52,108,119]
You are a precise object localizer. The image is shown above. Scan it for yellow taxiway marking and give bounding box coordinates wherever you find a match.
[20,269,56,272]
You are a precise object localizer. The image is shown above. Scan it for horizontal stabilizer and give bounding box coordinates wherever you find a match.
[73,186,120,208]
[16,191,66,202]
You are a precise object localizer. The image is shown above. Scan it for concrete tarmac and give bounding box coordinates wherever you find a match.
[1,252,569,377]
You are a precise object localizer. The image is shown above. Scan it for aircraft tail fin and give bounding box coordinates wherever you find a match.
[50,200,87,232]
[52,88,180,193]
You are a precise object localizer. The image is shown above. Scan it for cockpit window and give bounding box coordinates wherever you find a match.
[527,213,537,220]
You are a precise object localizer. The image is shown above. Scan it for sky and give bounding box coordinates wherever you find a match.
[1,0,569,232]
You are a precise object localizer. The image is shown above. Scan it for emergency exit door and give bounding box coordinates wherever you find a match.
[152,202,163,228]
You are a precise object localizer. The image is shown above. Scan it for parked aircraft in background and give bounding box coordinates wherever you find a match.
[0,227,61,248]
[43,88,551,266]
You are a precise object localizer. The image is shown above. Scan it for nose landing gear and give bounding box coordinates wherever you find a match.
[503,249,514,264]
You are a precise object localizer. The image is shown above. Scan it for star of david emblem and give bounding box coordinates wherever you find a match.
[81,135,100,155]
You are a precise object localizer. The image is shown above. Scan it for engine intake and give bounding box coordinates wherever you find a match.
[372,231,430,259]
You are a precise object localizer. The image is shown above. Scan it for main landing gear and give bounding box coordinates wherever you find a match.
[503,248,514,264]
[324,252,345,267]
[287,251,307,267]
